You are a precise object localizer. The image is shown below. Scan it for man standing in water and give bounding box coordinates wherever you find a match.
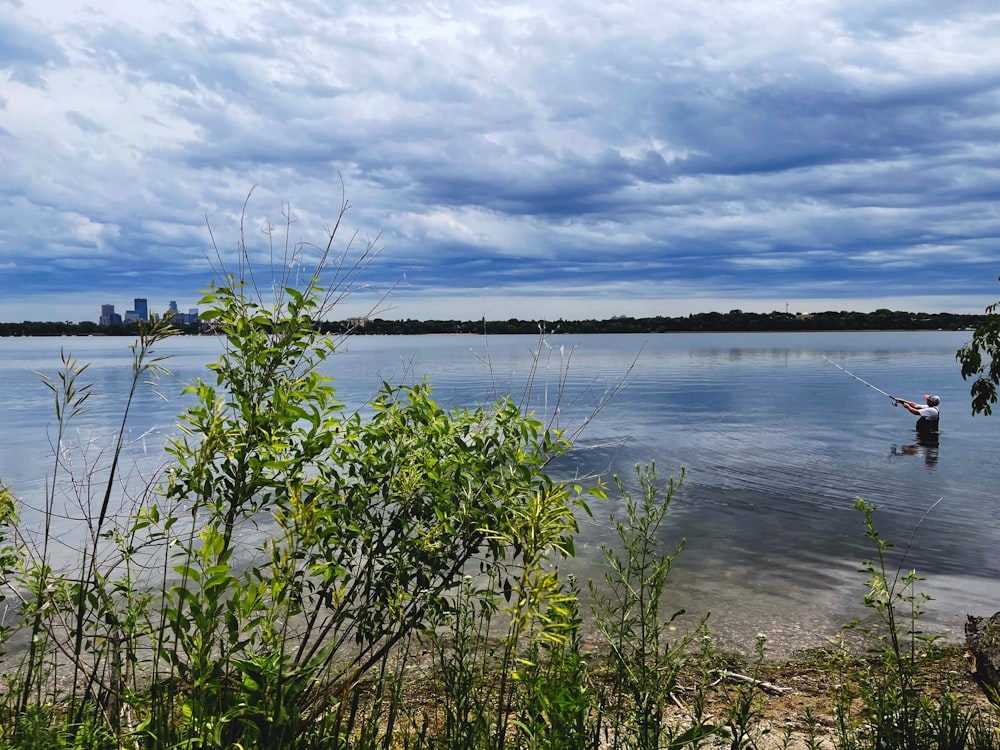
[895,394,941,434]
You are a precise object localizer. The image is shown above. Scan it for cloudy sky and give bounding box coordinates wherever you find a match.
[2,0,1000,323]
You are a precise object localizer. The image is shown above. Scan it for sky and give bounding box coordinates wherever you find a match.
[2,0,1000,323]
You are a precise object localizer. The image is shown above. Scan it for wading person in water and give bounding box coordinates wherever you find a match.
[894,394,940,434]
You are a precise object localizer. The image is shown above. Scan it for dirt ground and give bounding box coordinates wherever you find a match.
[389,641,995,750]
[656,645,994,749]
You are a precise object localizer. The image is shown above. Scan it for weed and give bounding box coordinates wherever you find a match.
[590,463,712,750]
[836,498,995,750]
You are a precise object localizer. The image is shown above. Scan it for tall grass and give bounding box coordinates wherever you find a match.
[589,464,714,749]
[833,498,1000,750]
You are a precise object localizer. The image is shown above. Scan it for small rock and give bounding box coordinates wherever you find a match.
[964,612,1000,693]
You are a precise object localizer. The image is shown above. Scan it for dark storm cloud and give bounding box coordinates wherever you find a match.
[656,74,1000,180]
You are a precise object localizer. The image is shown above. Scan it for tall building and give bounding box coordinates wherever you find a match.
[99,304,122,325]
[126,298,148,322]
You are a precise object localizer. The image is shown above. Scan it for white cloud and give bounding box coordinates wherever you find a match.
[67,213,120,245]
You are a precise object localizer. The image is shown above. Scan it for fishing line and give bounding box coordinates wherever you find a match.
[822,356,898,405]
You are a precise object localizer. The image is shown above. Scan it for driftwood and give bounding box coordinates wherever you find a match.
[710,669,792,696]
[965,612,1000,693]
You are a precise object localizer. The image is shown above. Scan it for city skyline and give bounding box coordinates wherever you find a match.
[2,2,1000,324]
[98,298,200,326]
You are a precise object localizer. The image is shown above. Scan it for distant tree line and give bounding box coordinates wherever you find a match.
[0,320,206,337]
[0,308,987,338]
[320,308,987,336]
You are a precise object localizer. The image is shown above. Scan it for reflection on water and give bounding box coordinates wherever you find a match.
[1,331,998,658]
[891,431,940,469]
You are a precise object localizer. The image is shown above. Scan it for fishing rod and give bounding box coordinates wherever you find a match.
[822,356,898,405]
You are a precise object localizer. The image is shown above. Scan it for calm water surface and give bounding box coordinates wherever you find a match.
[1,331,997,656]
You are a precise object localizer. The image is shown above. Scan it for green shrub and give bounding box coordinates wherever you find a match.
[0,196,596,749]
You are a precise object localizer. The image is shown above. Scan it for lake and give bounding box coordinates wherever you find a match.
[1,330,997,657]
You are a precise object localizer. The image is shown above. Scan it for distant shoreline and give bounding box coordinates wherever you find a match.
[0,308,989,337]
[0,328,978,338]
